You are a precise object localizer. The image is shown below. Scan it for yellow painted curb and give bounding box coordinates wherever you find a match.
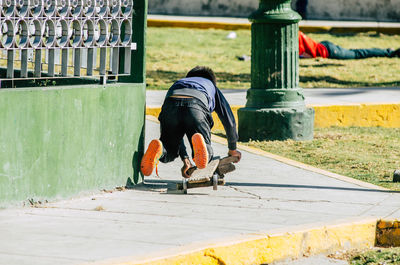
[147,19,400,34]
[148,19,250,30]
[311,103,400,128]
[147,103,400,130]
[86,218,378,265]
[329,27,400,35]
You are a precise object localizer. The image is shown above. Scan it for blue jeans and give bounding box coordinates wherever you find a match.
[321,41,393,59]
[158,97,214,163]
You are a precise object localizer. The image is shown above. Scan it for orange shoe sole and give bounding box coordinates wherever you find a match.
[141,139,163,176]
[192,133,208,169]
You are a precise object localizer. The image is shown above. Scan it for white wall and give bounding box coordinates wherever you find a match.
[148,0,400,22]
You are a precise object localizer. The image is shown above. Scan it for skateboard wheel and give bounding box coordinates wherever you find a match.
[183,178,188,194]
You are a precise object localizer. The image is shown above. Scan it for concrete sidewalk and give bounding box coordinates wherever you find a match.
[1,118,400,265]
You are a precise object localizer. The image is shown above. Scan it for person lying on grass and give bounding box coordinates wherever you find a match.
[141,66,242,178]
[299,31,400,59]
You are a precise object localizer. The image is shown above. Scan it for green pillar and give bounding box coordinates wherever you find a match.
[238,0,314,141]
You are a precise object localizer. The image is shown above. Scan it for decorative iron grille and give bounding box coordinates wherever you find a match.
[0,0,134,82]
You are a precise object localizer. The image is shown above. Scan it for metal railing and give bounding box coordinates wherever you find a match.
[0,0,137,85]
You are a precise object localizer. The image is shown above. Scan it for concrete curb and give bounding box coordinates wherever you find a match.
[86,218,378,265]
[147,103,400,130]
[148,18,250,30]
[311,103,400,128]
[147,18,400,34]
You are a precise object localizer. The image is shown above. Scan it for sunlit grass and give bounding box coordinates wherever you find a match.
[349,247,400,265]
[239,127,400,190]
[147,28,400,89]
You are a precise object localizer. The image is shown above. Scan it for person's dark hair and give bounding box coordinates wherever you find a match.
[186,66,217,85]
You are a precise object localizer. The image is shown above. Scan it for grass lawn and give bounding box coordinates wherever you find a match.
[329,247,400,264]
[328,247,400,265]
[349,248,400,265]
[146,27,400,90]
[238,127,400,190]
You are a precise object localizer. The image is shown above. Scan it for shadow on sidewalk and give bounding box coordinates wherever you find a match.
[129,179,208,195]
[226,182,400,194]
[130,179,399,194]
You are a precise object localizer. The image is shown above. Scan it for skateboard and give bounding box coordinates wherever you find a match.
[177,156,239,194]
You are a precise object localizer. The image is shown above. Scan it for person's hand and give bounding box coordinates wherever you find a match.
[228,149,241,163]
[181,158,194,178]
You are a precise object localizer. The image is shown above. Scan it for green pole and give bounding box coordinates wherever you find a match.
[238,0,314,141]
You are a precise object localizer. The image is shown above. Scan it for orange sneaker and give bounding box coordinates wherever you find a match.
[192,133,208,169]
[141,139,163,176]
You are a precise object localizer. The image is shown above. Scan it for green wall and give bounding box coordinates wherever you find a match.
[0,83,145,207]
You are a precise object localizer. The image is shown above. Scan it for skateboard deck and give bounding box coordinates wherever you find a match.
[177,156,239,193]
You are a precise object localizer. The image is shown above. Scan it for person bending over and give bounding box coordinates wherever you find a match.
[141,66,242,178]
[299,31,400,59]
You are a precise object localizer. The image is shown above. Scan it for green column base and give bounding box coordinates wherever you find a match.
[238,107,315,141]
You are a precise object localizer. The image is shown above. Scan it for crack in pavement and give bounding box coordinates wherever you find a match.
[227,185,262,199]
[0,251,90,262]
[357,193,394,216]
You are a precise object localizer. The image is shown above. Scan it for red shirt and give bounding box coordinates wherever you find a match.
[298,31,329,58]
